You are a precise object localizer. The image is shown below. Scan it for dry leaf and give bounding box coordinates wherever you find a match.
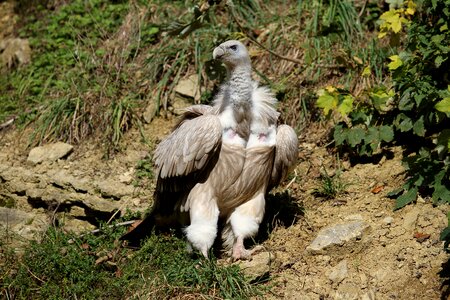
[371,185,384,194]
[413,232,431,243]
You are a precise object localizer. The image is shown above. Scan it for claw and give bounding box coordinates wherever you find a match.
[231,237,264,261]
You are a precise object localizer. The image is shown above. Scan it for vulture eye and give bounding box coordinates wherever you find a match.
[229,45,237,51]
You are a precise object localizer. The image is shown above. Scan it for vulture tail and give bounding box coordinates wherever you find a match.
[119,214,156,248]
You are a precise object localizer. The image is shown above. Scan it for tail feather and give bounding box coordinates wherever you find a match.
[119,214,155,247]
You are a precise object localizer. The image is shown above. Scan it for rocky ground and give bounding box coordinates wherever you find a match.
[1,112,449,299]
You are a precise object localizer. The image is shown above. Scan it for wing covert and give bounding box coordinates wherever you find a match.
[154,114,222,179]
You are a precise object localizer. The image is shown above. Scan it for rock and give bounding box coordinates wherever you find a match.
[328,259,348,284]
[171,95,192,113]
[0,207,48,241]
[174,74,200,102]
[82,195,122,213]
[361,289,376,300]
[118,170,134,184]
[143,100,156,123]
[307,221,371,254]
[334,283,360,300]
[382,216,394,225]
[60,217,96,234]
[402,210,419,231]
[27,142,74,164]
[49,169,90,192]
[96,180,134,199]
[0,38,31,69]
[235,250,272,281]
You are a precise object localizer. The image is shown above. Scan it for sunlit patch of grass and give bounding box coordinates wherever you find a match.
[2,0,392,152]
[1,220,264,299]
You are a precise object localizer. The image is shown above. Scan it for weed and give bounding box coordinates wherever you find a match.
[133,155,154,187]
[314,161,348,199]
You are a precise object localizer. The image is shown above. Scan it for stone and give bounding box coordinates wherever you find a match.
[96,180,134,199]
[0,207,48,241]
[118,170,134,184]
[27,142,74,164]
[0,38,31,68]
[402,210,419,231]
[361,289,376,300]
[382,216,394,225]
[235,250,273,281]
[328,259,348,284]
[143,100,156,123]
[174,74,200,102]
[307,221,371,254]
[334,283,360,300]
[49,169,90,192]
[171,95,192,113]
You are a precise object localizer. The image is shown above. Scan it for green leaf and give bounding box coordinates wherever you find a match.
[395,114,413,132]
[437,129,450,150]
[388,55,403,70]
[433,182,450,203]
[387,188,403,198]
[379,125,394,142]
[412,116,425,136]
[333,124,347,145]
[435,97,450,112]
[337,95,354,116]
[431,34,445,45]
[399,93,414,110]
[394,187,418,210]
[316,90,338,116]
[435,55,445,67]
[347,127,365,147]
[440,226,450,241]
[371,90,393,112]
[362,66,371,76]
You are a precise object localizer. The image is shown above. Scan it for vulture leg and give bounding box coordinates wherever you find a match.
[228,192,265,260]
[184,191,220,258]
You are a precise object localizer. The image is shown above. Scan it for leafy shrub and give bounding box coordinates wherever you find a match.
[316,0,450,248]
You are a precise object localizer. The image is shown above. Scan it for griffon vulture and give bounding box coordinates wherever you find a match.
[121,40,298,260]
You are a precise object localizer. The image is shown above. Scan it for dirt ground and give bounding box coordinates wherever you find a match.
[1,114,449,300]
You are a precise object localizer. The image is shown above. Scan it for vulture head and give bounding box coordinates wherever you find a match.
[213,40,250,68]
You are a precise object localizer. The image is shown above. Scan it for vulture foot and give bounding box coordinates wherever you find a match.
[231,238,264,261]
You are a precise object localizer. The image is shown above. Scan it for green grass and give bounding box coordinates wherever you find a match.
[313,165,348,199]
[1,222,263,299]
[1,0,391,152]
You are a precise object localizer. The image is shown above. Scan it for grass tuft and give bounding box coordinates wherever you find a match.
[1,222,263,299]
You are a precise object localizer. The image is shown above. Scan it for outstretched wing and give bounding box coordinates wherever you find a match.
[269,124,298,190]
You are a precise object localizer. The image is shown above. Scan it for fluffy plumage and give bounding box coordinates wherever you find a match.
[120,40,298,259]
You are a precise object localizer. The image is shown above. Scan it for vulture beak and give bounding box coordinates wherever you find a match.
[213,46,225,60]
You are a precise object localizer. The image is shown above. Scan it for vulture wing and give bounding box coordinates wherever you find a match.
[269,124,298,190]
[120,109,222,245]
[155,113,222,180]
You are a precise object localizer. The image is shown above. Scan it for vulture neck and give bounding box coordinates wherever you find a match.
[227,63,253,107]
[219,62,253,143]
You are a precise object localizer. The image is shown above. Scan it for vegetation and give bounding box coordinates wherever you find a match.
[1,0,449,297]
[1,223,262,299]
[315,0,449,247]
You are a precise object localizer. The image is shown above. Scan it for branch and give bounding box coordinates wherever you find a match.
[0,117,15,130]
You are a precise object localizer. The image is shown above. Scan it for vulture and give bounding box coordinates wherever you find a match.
[121,40,298,260]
